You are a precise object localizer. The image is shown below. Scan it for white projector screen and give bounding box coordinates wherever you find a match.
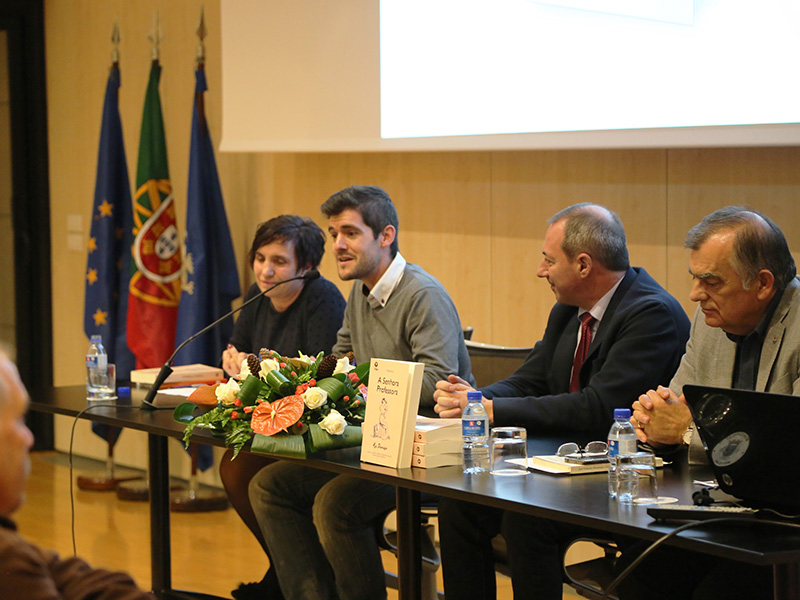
[220,0,800,152]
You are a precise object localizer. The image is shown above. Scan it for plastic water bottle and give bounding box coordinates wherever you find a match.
[86,335,112,401]
[462,391,490,474]
[607,408,637,497]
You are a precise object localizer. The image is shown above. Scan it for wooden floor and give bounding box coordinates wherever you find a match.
[16,451,583,599]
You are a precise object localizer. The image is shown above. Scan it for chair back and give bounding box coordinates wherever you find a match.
[466,340,533,387]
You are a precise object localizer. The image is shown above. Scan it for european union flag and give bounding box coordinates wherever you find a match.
[174,67,240,367]
[84,64,135,445]
[84,64,136,382]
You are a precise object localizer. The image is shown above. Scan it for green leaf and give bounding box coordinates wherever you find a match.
[315,377,345,402]
[305,423,362,454]
[265,369,295,396]
[353,361,370,385]
[238,374,267,404]
[173,402,199,423]
[251,432,308,458]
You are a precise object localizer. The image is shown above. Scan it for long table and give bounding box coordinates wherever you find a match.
[32,386,800,600]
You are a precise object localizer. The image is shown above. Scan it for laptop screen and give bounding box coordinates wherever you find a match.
[683,385,800,511]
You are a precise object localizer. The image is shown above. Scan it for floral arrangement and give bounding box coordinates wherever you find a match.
[174,349,369,459]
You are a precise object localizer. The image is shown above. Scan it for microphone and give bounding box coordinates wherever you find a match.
[141,269,320,408]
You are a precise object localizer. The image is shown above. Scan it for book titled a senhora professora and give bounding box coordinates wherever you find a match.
[360,358,424,469]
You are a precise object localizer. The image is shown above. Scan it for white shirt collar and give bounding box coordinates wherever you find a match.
[579,276,624,327]
[364,253,406,308]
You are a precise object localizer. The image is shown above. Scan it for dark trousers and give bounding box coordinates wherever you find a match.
[617,542,774,600]
[438,497,599,600]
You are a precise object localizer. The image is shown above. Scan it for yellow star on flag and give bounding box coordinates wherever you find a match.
[87,237,97,253]
[98,199,114,217]
[86,268,98,285]
[92,308,108,326]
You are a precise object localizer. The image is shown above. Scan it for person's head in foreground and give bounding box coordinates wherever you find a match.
[0,350,34,518]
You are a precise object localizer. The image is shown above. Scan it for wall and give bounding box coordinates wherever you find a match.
[44,1,800,474]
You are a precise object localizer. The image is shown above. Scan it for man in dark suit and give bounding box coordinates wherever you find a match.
[433,203,691,600]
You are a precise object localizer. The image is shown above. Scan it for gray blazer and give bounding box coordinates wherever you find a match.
[670,277,800,462]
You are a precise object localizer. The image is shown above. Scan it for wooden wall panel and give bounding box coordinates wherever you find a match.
[251,152,495,340]
[254,153,352,296]
[490,149,668,346]
[45,0,254,388]
[347,152,494,339]
[666,147,800,316]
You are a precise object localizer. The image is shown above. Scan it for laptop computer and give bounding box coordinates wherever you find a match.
[683,384,800,511]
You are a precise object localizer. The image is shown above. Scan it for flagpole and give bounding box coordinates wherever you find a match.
[119,10,187,502]
[169,5,230,513]
[149,10,161,62]
[111,21,120,66]
[196,5,206,69]
[79,20,142,491]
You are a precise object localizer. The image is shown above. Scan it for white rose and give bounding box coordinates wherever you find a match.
[215,378,241,406]
[319,409,347,436]
[332,356,354,376]
[237,358,251,381]
[302,386,328,409]
[259,358,281,379]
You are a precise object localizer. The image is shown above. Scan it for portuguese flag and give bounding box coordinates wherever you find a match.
[126,60,182,368]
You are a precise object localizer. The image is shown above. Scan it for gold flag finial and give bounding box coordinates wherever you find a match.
[111,21,120,65]
[148,11,161,61]
[196,5,206,67]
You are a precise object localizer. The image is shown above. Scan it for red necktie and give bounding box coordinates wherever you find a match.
[570,313,595,393]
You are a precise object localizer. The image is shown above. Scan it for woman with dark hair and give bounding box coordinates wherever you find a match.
[220,215,346,600]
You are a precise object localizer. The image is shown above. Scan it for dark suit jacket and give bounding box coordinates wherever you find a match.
[483,267,690,437]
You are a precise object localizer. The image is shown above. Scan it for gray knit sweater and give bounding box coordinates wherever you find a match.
[333,263,474,413]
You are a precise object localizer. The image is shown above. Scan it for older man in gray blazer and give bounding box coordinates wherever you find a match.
[633,206,799,454]
[625,205,797,600]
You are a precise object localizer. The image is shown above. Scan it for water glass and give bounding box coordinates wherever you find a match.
[615,452,657,504]
[88,363,117,402]
[490,427,528,476]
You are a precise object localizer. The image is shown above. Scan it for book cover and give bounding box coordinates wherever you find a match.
[411,452,462,469]
[528,454,663,475]
[413,415,461,443]
[360,358,424,468]
[412,437,463,456]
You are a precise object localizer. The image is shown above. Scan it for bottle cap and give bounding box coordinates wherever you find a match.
[614,408,632,419]
[118,386,131,399]
[90,334,102,343]
[467,391,483,401]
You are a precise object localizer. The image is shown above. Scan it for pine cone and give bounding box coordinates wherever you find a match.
[316,354,338,379]
[246,354,261,377]
[259,348,269,361]
[344,351,356,364]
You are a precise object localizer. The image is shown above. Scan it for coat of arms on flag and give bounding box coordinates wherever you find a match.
[126,60,183,369]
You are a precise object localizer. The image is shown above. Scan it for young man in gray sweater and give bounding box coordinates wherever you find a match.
[248,185,474,600]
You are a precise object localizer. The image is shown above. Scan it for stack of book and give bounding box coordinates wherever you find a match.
[411,416,462,468]
[130,364,224,388]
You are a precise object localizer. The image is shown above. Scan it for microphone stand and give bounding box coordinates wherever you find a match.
[141,269,320,409]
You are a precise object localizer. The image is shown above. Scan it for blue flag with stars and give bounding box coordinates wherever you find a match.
[84,64,136,383]
[174,67,240,367]
[173,67,239,472]
[83,63,135,448]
